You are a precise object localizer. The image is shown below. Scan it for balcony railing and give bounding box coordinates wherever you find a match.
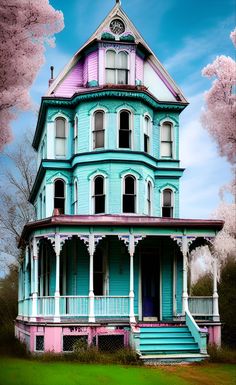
[188,296,213,318]
[60,296,88,316]
[38,296,55,316]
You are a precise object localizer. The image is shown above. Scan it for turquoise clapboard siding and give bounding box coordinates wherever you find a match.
[161,241,173,320]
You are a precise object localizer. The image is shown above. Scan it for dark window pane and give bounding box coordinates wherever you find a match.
[94,249,103,271]
[162,207,173,218]
[123,195,135,213]
[95,195,105,214]
[125,176,135,194]
[120,111,129,130]
[119,130,130,148]
[55,180,65,197]
[94,177,104,195]
[144,134,149,153]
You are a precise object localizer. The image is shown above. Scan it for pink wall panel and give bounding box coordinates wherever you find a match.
[88,51,98,83]
[55,61,83,97]
[136,55,144,83]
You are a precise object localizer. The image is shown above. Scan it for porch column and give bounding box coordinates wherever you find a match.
[182,235,189,314]
[88,234,95,323]
[31,237,39,321]
[54,233,61,322]
[212,254,220,321]
[129,235,136,323]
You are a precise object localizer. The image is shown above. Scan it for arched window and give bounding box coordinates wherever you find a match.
[123,175,136,213]
[161,122,173,158]
[93,111,105,149]
[106,50,128,85]
[55,117,66,157]
[147,181,152,216]
[74,116,78,153]
[144,116,150,153]
[54,179,65,214]
[162,189,173,217]
[93,176,105,214]
[119,110,131,148]
[73,180,78,214]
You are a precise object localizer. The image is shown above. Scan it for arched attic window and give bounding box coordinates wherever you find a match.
[93,176,105,214]
[123,175,136,213]
[160,122,173,158]
[54,179,65,214]
[162,188,173,218]
[93,111,105,149]
[119,110,131,148]
[147,181,152,216]
[55,117,66,157]
[106,50,128,85]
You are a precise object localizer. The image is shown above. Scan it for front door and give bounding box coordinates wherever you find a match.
[141,251,159,320]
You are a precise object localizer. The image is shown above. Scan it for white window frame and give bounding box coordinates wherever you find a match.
[105,49,129,85]
[74,115,78,154]
[122,174,137,214]
[161,188,174,218]
[143,114,152,154]
[53,178,66,214]
[117,109,133,150]
[160,121,174,159]
[92,175,106,215]
[146,179,153,216]
[73,179,78,214]
[54,115,68,159]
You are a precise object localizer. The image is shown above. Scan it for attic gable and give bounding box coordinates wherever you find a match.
[47,2,187,104]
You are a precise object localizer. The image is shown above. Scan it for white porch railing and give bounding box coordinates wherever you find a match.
[94,296,129,317]
[37,296,55,316]
[60,296,88,316]
[18,298,32,317]
[188,296,213,317]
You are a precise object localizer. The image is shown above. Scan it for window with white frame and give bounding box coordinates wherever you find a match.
[119,110,131,148]
[160,122,173,158]
[55,117,66,157]
[73,180,78,214]
[123,175,136,213]
[106,50,129,85]
[74,116,78,153]
[93,176,105,214]
[54,179,65,214]
[93,111,105,149]
[144,116,151,153]
[147,181,152,216]
[162,188,173,217]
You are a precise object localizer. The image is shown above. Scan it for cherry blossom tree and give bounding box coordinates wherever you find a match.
[0,0,64,150]
[201,30,236,164]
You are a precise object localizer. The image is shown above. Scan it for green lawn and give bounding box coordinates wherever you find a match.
[0,358,235,385]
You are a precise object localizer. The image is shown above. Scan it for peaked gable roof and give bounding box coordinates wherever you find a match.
[46,2,187,103]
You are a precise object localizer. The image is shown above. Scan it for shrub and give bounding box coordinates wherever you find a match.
[207,345,236,364]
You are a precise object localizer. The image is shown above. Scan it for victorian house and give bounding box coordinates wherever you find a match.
[16,1,223,363]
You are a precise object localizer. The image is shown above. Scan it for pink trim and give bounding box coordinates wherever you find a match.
[136,55,144,83]
[207,325,221,347]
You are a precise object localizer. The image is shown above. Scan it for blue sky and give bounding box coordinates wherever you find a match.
[2,0,236,219]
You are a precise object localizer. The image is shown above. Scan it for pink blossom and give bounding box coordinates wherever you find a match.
[201,32,236,165]
[0,0,64,150]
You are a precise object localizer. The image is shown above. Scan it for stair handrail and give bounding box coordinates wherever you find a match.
[185,309,208,354]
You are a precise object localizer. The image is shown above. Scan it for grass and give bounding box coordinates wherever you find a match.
[0,357,235,385]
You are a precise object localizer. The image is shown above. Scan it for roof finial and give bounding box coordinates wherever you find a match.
[116,0,121,5]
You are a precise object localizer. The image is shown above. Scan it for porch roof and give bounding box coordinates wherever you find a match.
[20,215,224,245]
